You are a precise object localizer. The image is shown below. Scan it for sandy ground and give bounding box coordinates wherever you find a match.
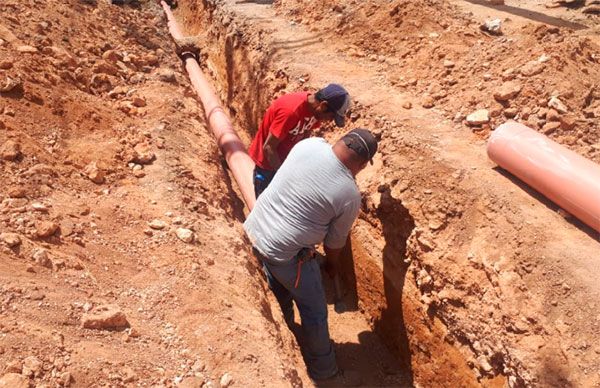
[1,0,599,387]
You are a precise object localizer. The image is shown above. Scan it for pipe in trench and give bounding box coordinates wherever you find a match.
[160,2,348,305]
[160,1,256,211]
[487,122,600,233]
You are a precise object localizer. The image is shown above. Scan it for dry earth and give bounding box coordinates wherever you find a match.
[1,0,600,387]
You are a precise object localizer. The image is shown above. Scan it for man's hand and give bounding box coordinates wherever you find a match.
[263,133,282,170]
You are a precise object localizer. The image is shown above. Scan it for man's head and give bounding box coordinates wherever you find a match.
[311,84,350,127]
[333,128,378,175]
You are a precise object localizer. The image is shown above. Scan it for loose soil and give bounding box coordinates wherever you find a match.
[1,0,599,387]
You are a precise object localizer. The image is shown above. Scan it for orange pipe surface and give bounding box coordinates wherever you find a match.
[161,2,256,211]
[487,122,600,233]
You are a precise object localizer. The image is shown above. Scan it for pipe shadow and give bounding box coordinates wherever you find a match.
[492,166,599,242]
[462,0,588,30]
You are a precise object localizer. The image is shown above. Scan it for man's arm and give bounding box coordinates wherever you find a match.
[323,199,361,277]
[263,132,282,170]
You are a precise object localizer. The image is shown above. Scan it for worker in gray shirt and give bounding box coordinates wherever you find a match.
[244,128,378,380]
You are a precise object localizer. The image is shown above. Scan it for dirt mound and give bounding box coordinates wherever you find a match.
[0,0,305,386]
[277,0,600,163]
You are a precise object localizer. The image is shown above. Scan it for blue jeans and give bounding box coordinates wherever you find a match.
[262,258,337,379]
[253,166,276,198]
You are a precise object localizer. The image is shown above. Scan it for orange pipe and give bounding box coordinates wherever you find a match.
[487,122,600,233]
[161,1,256,211]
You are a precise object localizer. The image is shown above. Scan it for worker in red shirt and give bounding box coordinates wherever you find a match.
[248,84,351,198]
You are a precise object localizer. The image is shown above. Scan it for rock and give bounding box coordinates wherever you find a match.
[546,109,560,122]
[559,115,576,130]
[30,290,45,300]
[466,109,490,126]
[22,355,42,378]
[402,101,412,109]
[132,97,146,107]
[504,108,518,118]
[421,95,435,109]
[102,49,122,63]
[158,68,176,83]
[81,304,129,330]
[548,96,568,114]
[84,162,105,184]
[493,82,521,101]
[33,249,52,268]
[0,60,12,69]
[25,163,56,177]
[0,76,21,93]
[59,371,72,387]
[148,219,166,230]
[480,19,502,35]
[0,373,29,388]
[220,373,233,388]
[0,233,21,248]
[0,140,21,161]
[520,61,545,77]
[443,60,455,68]
[175,228,194,243]
[36,221,59,238]
[16,45,38,53]
[133,170,146,178]
[542,121,561,135]
[132,143,155,165]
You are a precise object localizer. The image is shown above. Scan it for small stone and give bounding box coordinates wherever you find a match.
[0,76,22,93]
[0,233,21,248]
[504,108,518,118]
[59,371,73,387]
[542,122,561,135]
[81,304,129,330]
[0,140,21,161]
[84,162,105,184]
[480,18,502,35]
[466,109,490,126]
[132,97,146,107]
[402,101,412,109]
[520,61,545,77]
[546,109,560,122]
[443,60,455,68]
[421,95,435,109]
[133,170,146,178]
[31,203,48,212]
[16,45,38,53]
[220,373,233,388]
[22,355,43,378]
[0,60,13,69]
[0,373,29,388]
[158,68,176,83]
[33,249,52,268]
[30,290,45,300]
[36,221,59,238]
[132,143,155,165]
[175,228,194,243]
[548,96,568,114]
[5,360,22,373]
[148,219,166,230]
[493,81,521,101]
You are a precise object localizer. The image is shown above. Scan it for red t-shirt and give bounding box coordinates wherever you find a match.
[249,92,321,170]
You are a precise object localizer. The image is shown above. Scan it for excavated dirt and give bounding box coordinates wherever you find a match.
[2,0,600,387]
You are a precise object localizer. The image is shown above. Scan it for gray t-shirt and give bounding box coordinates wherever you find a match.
[244,137,361,264]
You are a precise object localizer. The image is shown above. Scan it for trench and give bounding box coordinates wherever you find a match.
[171,1,482,386]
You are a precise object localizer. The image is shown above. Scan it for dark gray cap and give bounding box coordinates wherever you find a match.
[341,128,378,164]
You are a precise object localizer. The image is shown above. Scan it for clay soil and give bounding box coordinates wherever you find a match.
[1,0,600,387]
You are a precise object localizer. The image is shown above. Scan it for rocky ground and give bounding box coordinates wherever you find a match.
[1,0,600,387]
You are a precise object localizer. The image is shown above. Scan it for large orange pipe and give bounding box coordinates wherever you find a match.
[161,1,256,211]
[487,122,600,233]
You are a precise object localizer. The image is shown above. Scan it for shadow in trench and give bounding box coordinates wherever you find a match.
[462,0,588,30]
[375,189,416,384]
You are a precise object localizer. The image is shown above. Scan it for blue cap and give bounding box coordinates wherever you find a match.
[316,84,350,127]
